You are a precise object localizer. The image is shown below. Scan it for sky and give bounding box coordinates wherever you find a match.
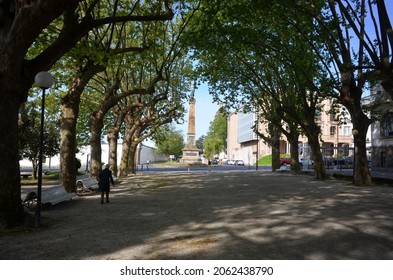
[177,82,220,140]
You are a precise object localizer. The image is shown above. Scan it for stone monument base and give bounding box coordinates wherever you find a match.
[181,146,200,163]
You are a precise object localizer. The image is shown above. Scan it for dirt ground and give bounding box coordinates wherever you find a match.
[1,171,393,260]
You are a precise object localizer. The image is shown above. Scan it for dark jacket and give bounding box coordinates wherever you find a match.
[98,168,114,192]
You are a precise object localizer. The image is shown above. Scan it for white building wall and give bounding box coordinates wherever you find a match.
[20,142,166,170]
[138,144,167,164]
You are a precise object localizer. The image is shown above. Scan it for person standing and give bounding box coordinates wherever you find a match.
[98,164,115,204]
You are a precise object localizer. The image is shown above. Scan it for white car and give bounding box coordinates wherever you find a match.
[235,160,245,166]
[227,160,236,165]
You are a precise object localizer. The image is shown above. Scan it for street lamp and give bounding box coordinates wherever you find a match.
[34,71,54,228]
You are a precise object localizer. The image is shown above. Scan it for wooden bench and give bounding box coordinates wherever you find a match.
[76,177,99,195]
[23,185,76,208]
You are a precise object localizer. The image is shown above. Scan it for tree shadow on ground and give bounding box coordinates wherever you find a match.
[2,172,393,259]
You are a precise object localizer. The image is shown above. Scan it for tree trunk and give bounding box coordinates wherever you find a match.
[32,160,38,180]
[107,109,127,176]
[307,130,328,179]
[60,61,105,191]
[118,124,142,177]
[0,99,24,229]
[306,127,328,179]
[353,130,372,186]
[119,134,131,177]
[287,132,300,174]
[60,100,79,193]
[340,84,372,185]
[90,113,104,178]
[127,143,138,174]
[351,111,372,185]
[107,133,119,177]
[271,125,281,172]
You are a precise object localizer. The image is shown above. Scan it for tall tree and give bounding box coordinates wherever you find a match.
[154,124,185,157]
[203,107,227,159]
[19,99,60,179]
[187,0,330,178]
[0,0,174,229]
[195,135,205,153]
[291,0,393,185]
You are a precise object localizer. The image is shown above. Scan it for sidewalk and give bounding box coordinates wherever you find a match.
[2,171,393,259]
[325,168,393,183]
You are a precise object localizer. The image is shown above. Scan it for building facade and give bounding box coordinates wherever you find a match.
[227,100,354,165]
[364,84,393,172]
[227,110,274,165]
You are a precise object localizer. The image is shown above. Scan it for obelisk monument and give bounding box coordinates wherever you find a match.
[182,83,200,163]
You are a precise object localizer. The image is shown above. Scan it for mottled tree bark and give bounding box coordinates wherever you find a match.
[286,129,300,174]
[271,125,281,172]
[60,62,104,192]
[89,111,105,178]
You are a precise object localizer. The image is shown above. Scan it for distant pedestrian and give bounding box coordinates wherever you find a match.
[98,164,115,204]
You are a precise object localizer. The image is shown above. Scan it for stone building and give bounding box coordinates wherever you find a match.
[227,99,354,165]
[363,84,393,172]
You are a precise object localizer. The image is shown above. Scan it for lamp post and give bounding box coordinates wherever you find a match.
[34,71,54,228]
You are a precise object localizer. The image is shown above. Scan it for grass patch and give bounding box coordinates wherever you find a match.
[20,171,84,185]
[257,154,291,166]
[258,154,272,166]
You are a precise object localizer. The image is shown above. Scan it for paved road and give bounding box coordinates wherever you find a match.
[3,171,393,259]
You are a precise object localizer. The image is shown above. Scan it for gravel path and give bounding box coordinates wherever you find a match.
[2,171,393,260]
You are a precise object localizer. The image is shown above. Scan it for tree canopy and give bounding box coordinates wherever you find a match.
[153,124,185,157]
[203,107,227,159]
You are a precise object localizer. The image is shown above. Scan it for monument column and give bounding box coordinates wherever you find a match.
[187,94,196,146]
[182,83,200,163]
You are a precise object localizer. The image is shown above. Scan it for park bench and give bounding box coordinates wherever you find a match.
[23,185,76,208]
[276,164,290,172]
[20,172,32,179]
[76,177,99,195]
[76,175,119,195]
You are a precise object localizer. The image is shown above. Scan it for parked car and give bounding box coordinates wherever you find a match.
[235,160,245,166]
[211,159,219,165]
[280,158,292,166]
[227,160,236,165]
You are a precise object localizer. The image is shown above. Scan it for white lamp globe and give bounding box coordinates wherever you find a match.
[35,72,54,89]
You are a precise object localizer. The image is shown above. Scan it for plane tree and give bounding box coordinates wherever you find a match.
[18,99,60,179]
[154,124,185,158]
[117,90,185,175]
[0,0,175,229]
[86,4,198,178]
[187,0,392,184]
[187,0,331,178]
[203,107,227,160]
[284,0,392,185]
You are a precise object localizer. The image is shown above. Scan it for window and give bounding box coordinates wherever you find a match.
[330,126,336,136]
[343,126,351,136]
[381,113,393,137]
